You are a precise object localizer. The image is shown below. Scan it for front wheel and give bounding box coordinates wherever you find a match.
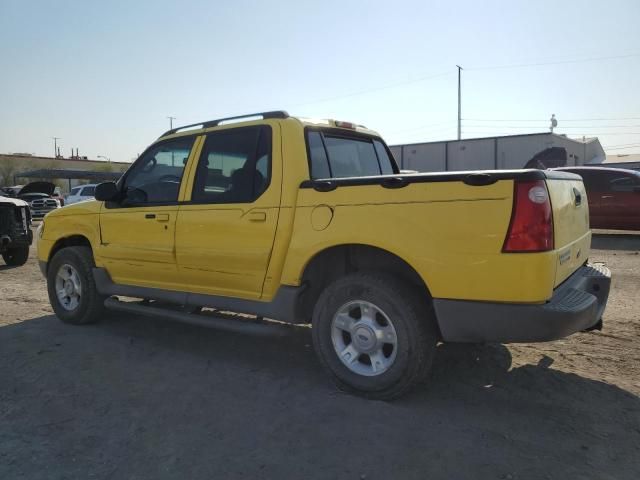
[2,245,29,266]
[47,246,106,325]
[312,273,438,400]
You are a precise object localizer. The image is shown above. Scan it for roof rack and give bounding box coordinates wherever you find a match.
[160,110,289,137]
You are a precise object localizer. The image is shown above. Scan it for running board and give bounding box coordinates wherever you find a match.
[93,267,305,324]
[104,297,287,336]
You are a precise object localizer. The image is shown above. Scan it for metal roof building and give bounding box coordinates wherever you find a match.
[15,169,122,190]
[389,132,606,172]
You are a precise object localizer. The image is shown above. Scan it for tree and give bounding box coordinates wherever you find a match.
[0,158,19,187]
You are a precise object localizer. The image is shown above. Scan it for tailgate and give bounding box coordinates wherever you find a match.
[546,174,591,287]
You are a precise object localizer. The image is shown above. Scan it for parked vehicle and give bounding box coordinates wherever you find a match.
[0,195,32,266]
[52,186,65,207]
[36,111,611,399]
[0,185,25,198]
[554,167,640,230]
[65,184,97,205]
[17,182,61,219]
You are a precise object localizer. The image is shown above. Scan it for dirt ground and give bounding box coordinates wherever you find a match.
[1,232,639,479]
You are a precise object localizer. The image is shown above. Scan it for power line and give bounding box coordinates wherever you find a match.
[602,142,640,148]
[462,130,640,136]
[605,144,640,150]
[291,71,453,107]
[463,117,640,122]
[463,125,640,129]
[466,53,640,71]
[386,121,457,135]
[290,52,639,109]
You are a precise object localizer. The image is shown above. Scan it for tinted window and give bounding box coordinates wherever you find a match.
[608,173,639,192]
[306,131,396,179]
[323,136,381,178]
[123,136,194,205]
[308,131,331,179]
[192,126,271,203]
[82,186,96,196]
[70,187,81,195]
[564,170,606,191]
[373,139,394,175]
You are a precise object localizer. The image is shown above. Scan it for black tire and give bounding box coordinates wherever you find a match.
[2,246,29,266]
[311,273,438,400]
[47,246,106,325]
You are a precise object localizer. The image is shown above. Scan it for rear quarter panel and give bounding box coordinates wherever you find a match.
[546,178,591,286]
[281,179,559,303]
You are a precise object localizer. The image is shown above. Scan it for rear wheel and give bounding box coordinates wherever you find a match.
[312,273,438,400]
[2,246,29,266]
[47,246,105,325]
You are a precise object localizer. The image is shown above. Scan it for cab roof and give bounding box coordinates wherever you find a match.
[158,110,381,139]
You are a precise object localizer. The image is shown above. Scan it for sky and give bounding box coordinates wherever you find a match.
[1,0,639,163]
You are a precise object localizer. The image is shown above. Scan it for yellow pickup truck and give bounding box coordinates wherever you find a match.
[37,111,611,399]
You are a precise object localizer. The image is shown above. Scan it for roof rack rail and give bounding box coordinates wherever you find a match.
[160,110,289,137]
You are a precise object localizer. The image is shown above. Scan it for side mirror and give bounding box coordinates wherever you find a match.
[94,182,119,202]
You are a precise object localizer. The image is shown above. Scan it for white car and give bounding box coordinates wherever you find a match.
[66,184,97,205]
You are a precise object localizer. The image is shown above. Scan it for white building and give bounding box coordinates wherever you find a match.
[389,133,606,172]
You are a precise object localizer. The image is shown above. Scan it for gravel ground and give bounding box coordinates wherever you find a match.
[1,232,639,479]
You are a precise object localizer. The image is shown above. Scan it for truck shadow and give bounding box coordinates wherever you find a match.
[1,313,638,479]
[0,264,21,271]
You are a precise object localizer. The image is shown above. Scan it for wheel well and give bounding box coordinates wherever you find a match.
[295,244,432,324]
[48,235,93,265]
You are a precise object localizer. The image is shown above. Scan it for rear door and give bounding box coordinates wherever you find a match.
[97,135,199,289]
[175,124,282,299]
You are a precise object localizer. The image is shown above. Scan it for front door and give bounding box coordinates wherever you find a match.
[97,135,199,289]
[175,124,281,299]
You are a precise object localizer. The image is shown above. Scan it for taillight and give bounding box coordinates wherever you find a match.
[502,180,554,252]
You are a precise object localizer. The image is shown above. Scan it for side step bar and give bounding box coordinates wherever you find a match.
[104,298,289,337]
[93,268,306,324]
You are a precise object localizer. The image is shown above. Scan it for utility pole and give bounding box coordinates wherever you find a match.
[52,137,60,158]
[167,116,176,129]
[456,65,463,140]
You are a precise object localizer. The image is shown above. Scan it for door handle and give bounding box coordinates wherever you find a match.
[247,211,267,222]
[144,213,169,222]
[572,187,582,206]
[601,195,613,199]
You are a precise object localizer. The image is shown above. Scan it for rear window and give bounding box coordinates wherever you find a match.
[306,130,396,179]
[70,187,81,195]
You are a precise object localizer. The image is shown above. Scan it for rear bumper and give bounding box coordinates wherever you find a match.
[433,263,611,343]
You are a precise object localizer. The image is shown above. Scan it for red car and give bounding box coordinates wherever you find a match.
[555,166,640,230]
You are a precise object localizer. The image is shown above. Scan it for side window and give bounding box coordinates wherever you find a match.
[122,136,194,205]
[609,174,639,192]
[323,136,381,178]
[192,126,271,204]
[82,186,96,196]
[308,131,331,179]
[574,170,603,192]
[70,187,81,196]
[306,130,397,179]
[373,139,395,175]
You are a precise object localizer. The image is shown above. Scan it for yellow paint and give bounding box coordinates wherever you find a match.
[37,115,590,305]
